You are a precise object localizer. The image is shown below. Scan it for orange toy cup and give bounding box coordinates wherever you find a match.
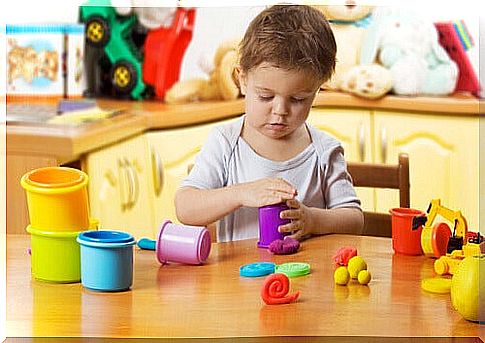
[389,208,425,255]
[21,167,90,231]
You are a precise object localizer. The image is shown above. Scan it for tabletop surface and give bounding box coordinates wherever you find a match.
[6,234,485,340]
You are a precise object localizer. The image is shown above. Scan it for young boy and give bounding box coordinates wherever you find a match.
[175,5,363,242]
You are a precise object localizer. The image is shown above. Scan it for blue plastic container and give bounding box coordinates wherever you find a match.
[77,230,136,292]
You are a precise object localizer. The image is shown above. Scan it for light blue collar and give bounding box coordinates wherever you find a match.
[329,14,372,28]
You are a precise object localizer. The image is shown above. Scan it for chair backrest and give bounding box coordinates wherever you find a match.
[347,153,410,237]
[188,154,410,239]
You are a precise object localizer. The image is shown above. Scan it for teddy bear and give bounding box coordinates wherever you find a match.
[360,7,458,96]
[164,38,241,104]
[7,39,59,85]
[315,3,393,99]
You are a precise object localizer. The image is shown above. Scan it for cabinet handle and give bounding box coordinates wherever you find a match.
[124,158,138,209]
[130,163,140,208]
[118,159,131,211]
[380,127,387,164]
[151,148,164,196]
[359,123,365,162]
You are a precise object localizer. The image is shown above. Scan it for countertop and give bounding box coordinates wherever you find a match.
[6,91,484,161]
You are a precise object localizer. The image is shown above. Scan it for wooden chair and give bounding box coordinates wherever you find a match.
[347,153,410,237]
[188,154,410,239]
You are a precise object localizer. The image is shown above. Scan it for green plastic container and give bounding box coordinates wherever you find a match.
[27,225,81,283]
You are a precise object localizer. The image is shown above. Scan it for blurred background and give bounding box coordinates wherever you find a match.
[1,0,480,86]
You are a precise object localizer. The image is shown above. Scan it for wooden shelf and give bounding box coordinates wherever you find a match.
[313,91,483,115]
[6,91,483,159]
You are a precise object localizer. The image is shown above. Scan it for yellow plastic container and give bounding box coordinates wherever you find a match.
[27,225,81,283]
[21,167,90,231]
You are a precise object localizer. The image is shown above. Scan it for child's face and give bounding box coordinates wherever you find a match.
[239,63,321,140]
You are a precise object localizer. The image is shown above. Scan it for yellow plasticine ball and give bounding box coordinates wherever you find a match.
[348,256,367,279]
[334,266,350,285]
[358,269,372,285]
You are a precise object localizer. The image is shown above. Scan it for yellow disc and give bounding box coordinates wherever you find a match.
[114,66,130,88]
[87,21,104,43]
[421,277,451,294]
[421,226,434,256]
[434,258,449,276]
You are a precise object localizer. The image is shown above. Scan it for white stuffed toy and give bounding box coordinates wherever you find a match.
[360,7,458,96]
[316,4,392,99]
[113,0,177,29]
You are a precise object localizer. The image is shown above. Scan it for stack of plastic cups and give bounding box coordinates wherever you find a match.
[21,166,95,283]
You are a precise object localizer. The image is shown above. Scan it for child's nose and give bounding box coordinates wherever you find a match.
[272,99,289,116]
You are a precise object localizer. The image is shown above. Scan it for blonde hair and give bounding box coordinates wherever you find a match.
[239,5,336,83]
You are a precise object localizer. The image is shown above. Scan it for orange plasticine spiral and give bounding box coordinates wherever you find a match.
[261,273,300,305]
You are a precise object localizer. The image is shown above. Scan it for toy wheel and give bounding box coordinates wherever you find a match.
[111,61,137,95]
[85,16,110,48]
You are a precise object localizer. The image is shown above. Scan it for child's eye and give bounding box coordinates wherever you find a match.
[259,95,273,101]
[291,97,305,103]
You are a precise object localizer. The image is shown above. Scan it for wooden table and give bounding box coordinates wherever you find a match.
[6,234,485,341]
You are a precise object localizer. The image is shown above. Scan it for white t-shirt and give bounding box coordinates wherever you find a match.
[181,116,361,242]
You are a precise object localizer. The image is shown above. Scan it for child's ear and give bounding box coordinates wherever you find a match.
[236,66,247,96]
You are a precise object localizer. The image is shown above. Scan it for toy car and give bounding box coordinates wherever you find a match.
[80,0,146,99]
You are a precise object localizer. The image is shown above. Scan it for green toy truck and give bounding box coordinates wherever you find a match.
[80,0,146,99]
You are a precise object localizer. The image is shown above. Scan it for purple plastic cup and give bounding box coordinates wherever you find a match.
[258,203,290,248]
[155,220,211,265]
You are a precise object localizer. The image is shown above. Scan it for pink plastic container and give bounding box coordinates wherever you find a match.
[156,220,211,265]
[390,208,425,255]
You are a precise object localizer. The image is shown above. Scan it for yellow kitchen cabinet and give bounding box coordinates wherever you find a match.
[308,108,374,211]
[85,134,155,239]
[373,111,479,231]
[146,118,238,234]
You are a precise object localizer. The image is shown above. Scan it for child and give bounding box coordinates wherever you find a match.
[175,5,363,242]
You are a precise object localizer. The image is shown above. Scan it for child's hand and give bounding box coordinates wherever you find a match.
[236,178,297,208]
[278,199,313,241]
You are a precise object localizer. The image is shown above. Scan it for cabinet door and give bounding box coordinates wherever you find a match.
[85,135,154,239]
[308,108,373,163]
[146,118,238,233]
[308,108,374,211]
[374,111,479,230]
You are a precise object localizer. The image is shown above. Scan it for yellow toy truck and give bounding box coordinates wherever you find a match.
[434,232,484,276]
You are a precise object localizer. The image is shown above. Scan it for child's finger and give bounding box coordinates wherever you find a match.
[285,199,300,209]
[273,178,297,195]
[278,222,295,233]
[280,209,300,220]
[269,191,296,203]
[287,232,300,241]
[288,230,308,242]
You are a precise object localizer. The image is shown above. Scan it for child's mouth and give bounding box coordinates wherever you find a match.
[267,123,287,131]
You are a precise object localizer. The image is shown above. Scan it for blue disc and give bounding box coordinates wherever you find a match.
[239,262,276,277]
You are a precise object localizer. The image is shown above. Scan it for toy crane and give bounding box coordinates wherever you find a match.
[422,199,468,256]
[413,199,484,276]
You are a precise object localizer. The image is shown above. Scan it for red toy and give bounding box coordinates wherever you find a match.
[435,21,480,96]
[333,246,358,266]
[261,273,300,305]
[143,7,195,100]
